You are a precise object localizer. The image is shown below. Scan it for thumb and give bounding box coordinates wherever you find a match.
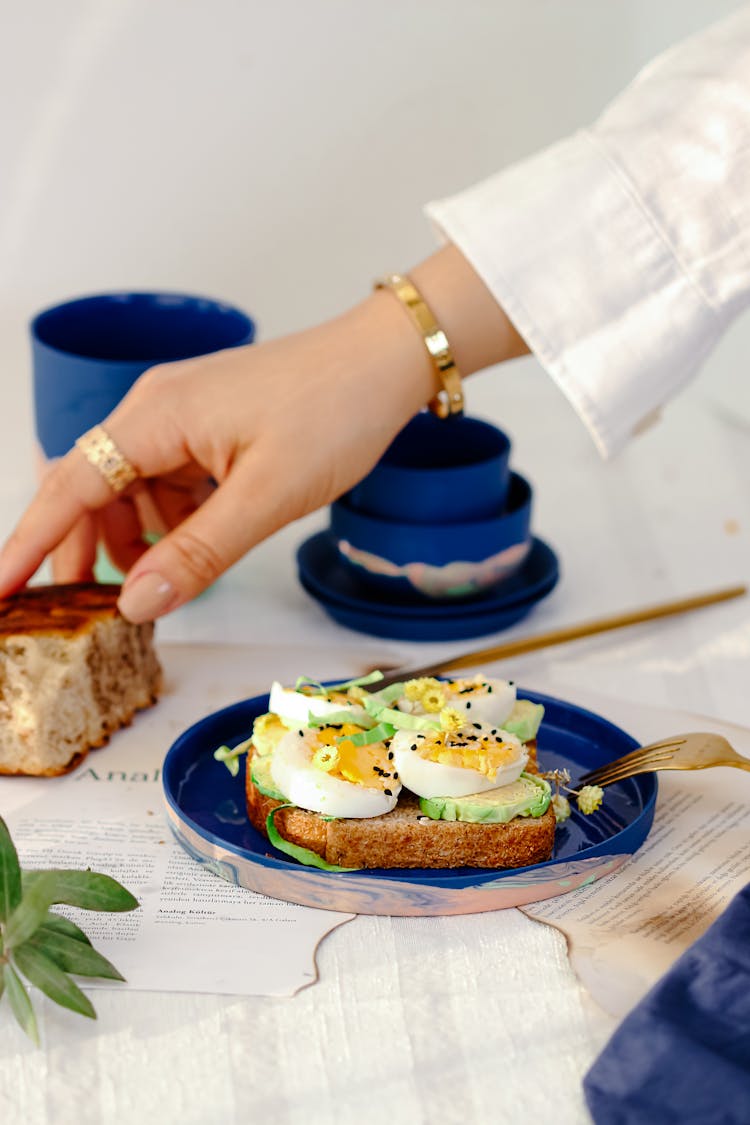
[116,456,284,622]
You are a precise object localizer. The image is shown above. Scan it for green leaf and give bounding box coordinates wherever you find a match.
[366,682,406,706]
[37,912,93,946]
[21,930,125,981]
[7,871,138,948]
[338,722,396,747]
[363,698,441,731]
[307,709,377,729]
[266,806,357,872]
[321,670,385,692]
[0,816,22,924]
[4,962,39,1045]
[12,944,96,1020]
[295,675,327,694]
[213,744,241,777]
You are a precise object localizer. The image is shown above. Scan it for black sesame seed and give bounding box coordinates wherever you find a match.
[393,772,399,780]
[465,701,471,709]
[472,722,482,730]
[410,743,417,751]
[298,730,304,737]
[384,788,392,796]
[491,729,497,735]
[487,686,493,693]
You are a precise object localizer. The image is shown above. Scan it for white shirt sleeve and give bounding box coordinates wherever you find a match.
[425,6,750,458]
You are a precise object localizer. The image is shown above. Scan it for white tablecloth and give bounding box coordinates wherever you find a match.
[0,359,748,1124]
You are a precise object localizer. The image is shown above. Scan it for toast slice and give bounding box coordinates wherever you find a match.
[0,582,162,776]
[246,766,556,869]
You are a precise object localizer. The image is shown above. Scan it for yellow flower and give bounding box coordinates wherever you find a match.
[552,794,571,823]
[439,707,464,733]
[312,745,340,772]
[421,688,446,714]
[576,785,604,815]
[404,677,441,702]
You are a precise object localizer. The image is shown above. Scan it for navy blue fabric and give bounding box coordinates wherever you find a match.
[584,881,750,1124]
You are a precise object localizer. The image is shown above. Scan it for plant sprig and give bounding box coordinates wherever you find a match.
[0,815,138,1044]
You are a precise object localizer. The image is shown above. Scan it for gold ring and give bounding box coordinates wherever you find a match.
[75,425,139,494]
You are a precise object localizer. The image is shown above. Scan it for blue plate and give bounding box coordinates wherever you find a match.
[297,531,558,641]
[162,689,657,917]
[299,573,553,641]
[298,532,559,617]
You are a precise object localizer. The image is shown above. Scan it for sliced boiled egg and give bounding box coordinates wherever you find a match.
[390,722,527,799]
[270,723,401,817]
[269,681,370,729]
[397,674,516,728]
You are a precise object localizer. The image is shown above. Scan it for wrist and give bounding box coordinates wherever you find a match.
[330,289,439,415]
[409,244,529,375]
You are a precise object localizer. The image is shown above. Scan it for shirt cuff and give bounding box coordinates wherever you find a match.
[425,130,726,459]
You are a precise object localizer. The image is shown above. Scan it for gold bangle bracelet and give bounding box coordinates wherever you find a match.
[374,273,464,419]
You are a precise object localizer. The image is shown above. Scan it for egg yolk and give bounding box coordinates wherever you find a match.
[415,728,520,780]
[252,712,289,756]
[314,724,396,791]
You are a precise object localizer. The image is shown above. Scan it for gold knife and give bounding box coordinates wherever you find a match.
[375,583,747,689]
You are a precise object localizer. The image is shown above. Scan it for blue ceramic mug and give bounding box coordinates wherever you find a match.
[32,291,255,457]
[347,411,511,524]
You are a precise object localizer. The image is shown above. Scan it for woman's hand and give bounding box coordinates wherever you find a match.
[0,292,437,621]
[0,247,527,621]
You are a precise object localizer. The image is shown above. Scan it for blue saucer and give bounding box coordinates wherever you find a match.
[296,531,559,641]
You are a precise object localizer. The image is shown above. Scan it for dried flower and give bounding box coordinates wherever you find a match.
[551,794,572,823]
[312,745,340,772]
[421,689,446,713]
[576,785,604,815]
[439,707,464,733]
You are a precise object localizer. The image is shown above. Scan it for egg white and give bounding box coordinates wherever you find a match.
[390,726,527,799]
[269,681,370,729]
[270,728,400,817]
[397,676,516,727]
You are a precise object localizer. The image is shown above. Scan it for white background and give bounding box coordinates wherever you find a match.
[0,0,747,616]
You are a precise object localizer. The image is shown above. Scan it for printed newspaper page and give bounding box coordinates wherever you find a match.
[522,689,750,1017]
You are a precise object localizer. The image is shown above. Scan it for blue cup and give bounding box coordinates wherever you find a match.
[32,291,255,457]
[347,412,511,524]
[331,471,533,600]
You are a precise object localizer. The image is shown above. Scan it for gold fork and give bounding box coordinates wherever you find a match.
[577,732,750,788]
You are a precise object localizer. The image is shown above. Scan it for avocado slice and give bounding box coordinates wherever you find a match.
[502,699,544,743]
[250,755,287,801]
[419,773,551,823]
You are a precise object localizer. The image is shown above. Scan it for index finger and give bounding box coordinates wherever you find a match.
[0,445,127,595]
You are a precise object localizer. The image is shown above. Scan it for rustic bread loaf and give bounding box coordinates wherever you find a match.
[246,763,555,870]
[0,583,162,776]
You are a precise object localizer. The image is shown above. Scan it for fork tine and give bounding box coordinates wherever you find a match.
[579,750,677,787]
[578,740,686,786]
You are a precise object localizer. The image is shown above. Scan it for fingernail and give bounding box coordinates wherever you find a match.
[118,572,177,623]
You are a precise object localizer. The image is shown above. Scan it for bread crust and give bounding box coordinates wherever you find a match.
[0,582,162,776]
[0,582,128,637]
[246,760,555,870]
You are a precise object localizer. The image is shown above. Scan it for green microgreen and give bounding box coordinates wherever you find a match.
[266,806,357,872]
[213,736,253,777]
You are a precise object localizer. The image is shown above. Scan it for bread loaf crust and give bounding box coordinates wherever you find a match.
[246,762,556,870]
[0,583,162,776]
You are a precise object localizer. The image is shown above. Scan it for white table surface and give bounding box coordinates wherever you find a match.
[0,356,748,1125]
